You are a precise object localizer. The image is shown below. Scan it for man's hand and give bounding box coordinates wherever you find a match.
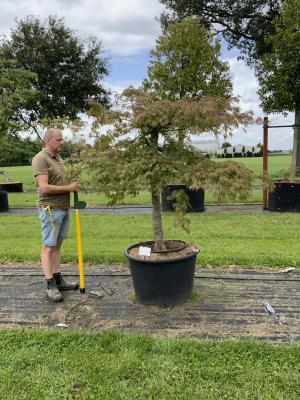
[68,182,80,192]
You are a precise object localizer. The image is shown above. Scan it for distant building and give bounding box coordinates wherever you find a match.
[192,139,220,154]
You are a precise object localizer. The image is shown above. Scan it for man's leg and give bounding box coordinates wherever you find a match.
[41,244,59,279]
[41,244,63,302]
[52,240,63,274]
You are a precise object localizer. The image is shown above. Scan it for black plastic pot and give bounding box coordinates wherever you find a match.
[125,241,199,306]
[0,191,9,212]
[0,182,23,192]
[268,181,300,212]
[161,184,205,212]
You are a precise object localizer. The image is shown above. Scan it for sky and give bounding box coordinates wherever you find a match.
[0,0,295,150]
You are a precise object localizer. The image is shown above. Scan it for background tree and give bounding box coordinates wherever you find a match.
[0,16,109,139]
[257,0,300,174]
[144,17,232,100]
[160,0,282,65]
[0,58,37,137]
[0,135,40,166]
[222,141,232,149]
[160,1,300,174]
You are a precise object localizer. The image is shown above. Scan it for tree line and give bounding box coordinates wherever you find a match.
[0,136,78,166]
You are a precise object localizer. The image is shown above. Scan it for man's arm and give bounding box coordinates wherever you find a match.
[36,175,79,194]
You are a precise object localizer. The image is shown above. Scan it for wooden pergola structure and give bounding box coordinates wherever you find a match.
[262,116,296,210]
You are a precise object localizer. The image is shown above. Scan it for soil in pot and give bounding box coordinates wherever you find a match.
[128,240,198,261]
[125,240,199,306]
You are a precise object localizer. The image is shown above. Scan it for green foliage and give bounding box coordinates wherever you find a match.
[188,160,253,202]
[160,0,283,64]
[256,0,300,173]
[78,89,253,247]
[0,58,37,136]
[168,189,191,231]
[0,16,109,137]
[144,17,232,100]
[257,0,300,114]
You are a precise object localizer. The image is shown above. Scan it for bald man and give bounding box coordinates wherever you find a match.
[32,128,79,302]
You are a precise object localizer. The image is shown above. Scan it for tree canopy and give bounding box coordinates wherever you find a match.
[0,58,37,137]
[0,16,110,138]
[160,0,283,64]
[256,0,300,173]
[144,17,232,100]
[257,0,300,114]
[76,88,253,250]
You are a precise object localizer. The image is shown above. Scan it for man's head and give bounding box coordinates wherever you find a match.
[44,128,63,155]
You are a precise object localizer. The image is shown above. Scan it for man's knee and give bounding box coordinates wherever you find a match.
[42,242,62,253]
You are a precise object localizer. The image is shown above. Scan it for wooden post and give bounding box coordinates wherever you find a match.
[263,116,269,210]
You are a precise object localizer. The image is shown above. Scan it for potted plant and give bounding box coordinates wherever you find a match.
[0,170,23,192]
[72,19,255,306]
[268,171,300,212]
[72,85,253,306]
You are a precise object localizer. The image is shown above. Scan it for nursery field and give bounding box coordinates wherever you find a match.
[0,154,292,207]
[1,211,300,267]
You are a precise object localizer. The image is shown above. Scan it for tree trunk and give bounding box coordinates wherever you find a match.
[151,188,166,251]
[149,128,166,251]
[291,108,300,176]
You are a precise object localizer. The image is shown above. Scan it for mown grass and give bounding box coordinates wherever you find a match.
[0,329,299,400]
[1,212,300,267]
[215,154,291,179]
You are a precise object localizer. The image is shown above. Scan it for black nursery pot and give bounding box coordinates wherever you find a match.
[125,241,199,306]
[161,184,205,212]
[0,182,23,192]
[268,181,300,212]
[0,191,9,212]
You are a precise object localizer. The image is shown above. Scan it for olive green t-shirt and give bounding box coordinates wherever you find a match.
[32,149,70,208]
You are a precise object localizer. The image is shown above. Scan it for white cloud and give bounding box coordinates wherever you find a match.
[0,0,164,55]
[225,58,295,150]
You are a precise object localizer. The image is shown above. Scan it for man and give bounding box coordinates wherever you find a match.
[32,128,79,302]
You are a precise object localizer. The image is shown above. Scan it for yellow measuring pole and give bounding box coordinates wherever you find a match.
[75,208,85,293]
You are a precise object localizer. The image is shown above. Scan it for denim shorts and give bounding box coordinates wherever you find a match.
[38,208,70,246]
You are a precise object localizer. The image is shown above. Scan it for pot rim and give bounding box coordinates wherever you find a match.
[124,240,200,264]
[273,179,300,184]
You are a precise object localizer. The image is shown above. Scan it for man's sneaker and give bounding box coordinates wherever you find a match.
[46,286,63,302]
[56,276,79,291]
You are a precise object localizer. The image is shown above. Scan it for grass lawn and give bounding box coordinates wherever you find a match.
[215,154,292,179]
[0,329,299,400]
[1,211,300,267]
